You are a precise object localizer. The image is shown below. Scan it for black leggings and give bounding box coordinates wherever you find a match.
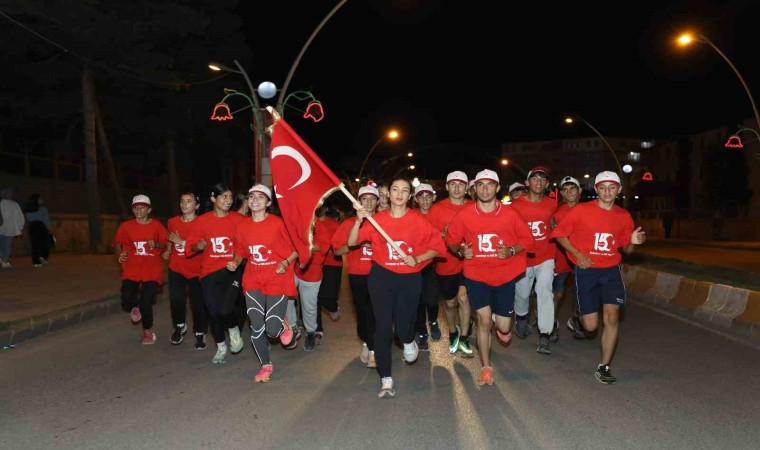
[415,264,440,336]
[29,221,50,265]
[201,267,243,344]
[348,274,375,350]
[316,265,342,333]
[367,264,421,378]
[168,269,208,334]
[245,290,288,366]
[121,280,158,330]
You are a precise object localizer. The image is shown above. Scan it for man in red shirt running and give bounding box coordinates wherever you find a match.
[551,171,646,384]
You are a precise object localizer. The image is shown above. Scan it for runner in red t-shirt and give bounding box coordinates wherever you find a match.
[446,170,534,386]
[114,194,167,345]
[427,171,473,357]
[185,183,247,365]
[227,184,297,383]
[411,183,440,352]
[550,176,584,339]
[550,171,646,384]
[511,166,559,354]
[349,178,446,399]
[162,192,208,349]
[315,204,343,344]
[332,185,379,367]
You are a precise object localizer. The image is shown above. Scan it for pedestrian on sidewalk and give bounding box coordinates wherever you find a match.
[164,192,209,349]
[0,187,25,268]
[24,194,53,268]
[114,195,168,345]
[348,178,446,399]
[551,171,646,385]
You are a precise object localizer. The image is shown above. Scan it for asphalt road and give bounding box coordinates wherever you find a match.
[635,240,760,273]
[1,299,759,450]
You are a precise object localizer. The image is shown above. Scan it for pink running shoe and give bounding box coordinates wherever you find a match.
[254,364,273,383]
[130,306,141,323]
[141,330,156,345]
[280,320,294,347]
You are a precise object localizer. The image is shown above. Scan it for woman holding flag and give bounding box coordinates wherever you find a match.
[348,178,446,399]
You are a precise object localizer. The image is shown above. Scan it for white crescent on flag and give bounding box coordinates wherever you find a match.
[271,145,312,196]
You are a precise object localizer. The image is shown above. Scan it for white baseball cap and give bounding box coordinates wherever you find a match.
[467,180,475,189]
[508,182,526,193]
[474,169,499,184]
[560,176,581,188]
[248,184,272,199]
[358,185,380,198]
[414,183,434,196]
[594,171,621,186]
[446,171,468,184]
[132,194,151,206]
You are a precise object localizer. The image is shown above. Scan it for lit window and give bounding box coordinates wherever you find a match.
[628,151,640,162]
[640,141,653,149]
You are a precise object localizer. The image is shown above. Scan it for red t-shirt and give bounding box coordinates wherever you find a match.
[550,201,634,268]
[233,214,297,296]
[114,219,167,284]
[446,202,534,286]
[510,196,557,266]
[332,216,373,275]
[186,211,246,279]
[319,217,343,267]
[551,203,576,274]
[167,216,202,278]
[428,198,470,275]
[356,209,447,274]
[294,219,330,282]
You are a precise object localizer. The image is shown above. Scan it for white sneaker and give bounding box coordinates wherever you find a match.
[39,257,48,266]
[378,377,395,399]
[360,342,369,364]
[229,327,243,354]
[367,351,377,368]
[403,341,418,363]
[213,343,228,364]
[1,261,11,269]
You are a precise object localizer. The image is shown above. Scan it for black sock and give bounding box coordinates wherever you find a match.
[449,332,457,340]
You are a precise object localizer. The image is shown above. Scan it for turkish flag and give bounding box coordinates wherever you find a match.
[269,113,342,266]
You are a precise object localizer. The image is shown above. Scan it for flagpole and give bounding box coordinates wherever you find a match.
[337,184,408,258]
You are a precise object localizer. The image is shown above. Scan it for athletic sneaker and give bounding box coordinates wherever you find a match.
[229,327,244,354]
[429,321,442,341]
[567,317,586,339]
[194,332,207,350]
[329,308,341,321]
[304,332,316,352]
[417,334,429,351]
[367,351,376,368]
[0,261,11,268]
[457,337,474,358]
[33,264,42,268]
[514,316,532,339]
[213,343,228,364]
[478,366,494,386]
[39,257,48,266]
[448,325,460,353]
[403,341,419,363]
[315,331,324,345]
[549,320,560,344]
[141,330,156,345]
[294,327,303,342]
[537,334,551,355]
[280,320,294,347]
[170,323,187,345]
[360,342,369,364]
[595,364,617,384]
[255,364,273,383]
[378,377,395,399]
[130,306,141,324]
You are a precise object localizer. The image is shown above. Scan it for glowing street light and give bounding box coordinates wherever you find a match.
[676,31,760,133]
[358,129,402,181]
[407,152,413,157]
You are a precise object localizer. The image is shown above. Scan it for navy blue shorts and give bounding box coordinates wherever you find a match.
[574,265,626,315]
[438,271,465,300]
[552,272,571,293]
[464,278,515,317]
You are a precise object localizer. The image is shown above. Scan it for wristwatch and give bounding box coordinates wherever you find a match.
[509,246,516,256]
[456,249,464,259]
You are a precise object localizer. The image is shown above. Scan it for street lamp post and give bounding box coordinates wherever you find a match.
[677,33,760,133]
[358,129,400,182]
[500,158,529,179]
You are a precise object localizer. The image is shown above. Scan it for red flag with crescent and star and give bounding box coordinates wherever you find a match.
[268,111,342,266]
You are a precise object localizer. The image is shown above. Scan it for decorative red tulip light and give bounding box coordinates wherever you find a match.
[642,172,653,181]
[724,135,743,148]
[210,102,233,121]
[303,101,325,123]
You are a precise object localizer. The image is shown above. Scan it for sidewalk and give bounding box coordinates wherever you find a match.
[0,253,126,348]
[648,238,760,252]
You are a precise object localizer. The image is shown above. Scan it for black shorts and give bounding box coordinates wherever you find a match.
[464,278,515,317]
[574,266,626,315]
[437,271,465,300]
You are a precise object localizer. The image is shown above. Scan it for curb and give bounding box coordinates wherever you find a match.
[622,264,760,348]
[0,292,167,350]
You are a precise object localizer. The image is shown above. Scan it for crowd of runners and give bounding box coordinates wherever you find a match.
[113,166,645,398]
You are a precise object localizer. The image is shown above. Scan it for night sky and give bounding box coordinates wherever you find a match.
[232,0,760,176]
